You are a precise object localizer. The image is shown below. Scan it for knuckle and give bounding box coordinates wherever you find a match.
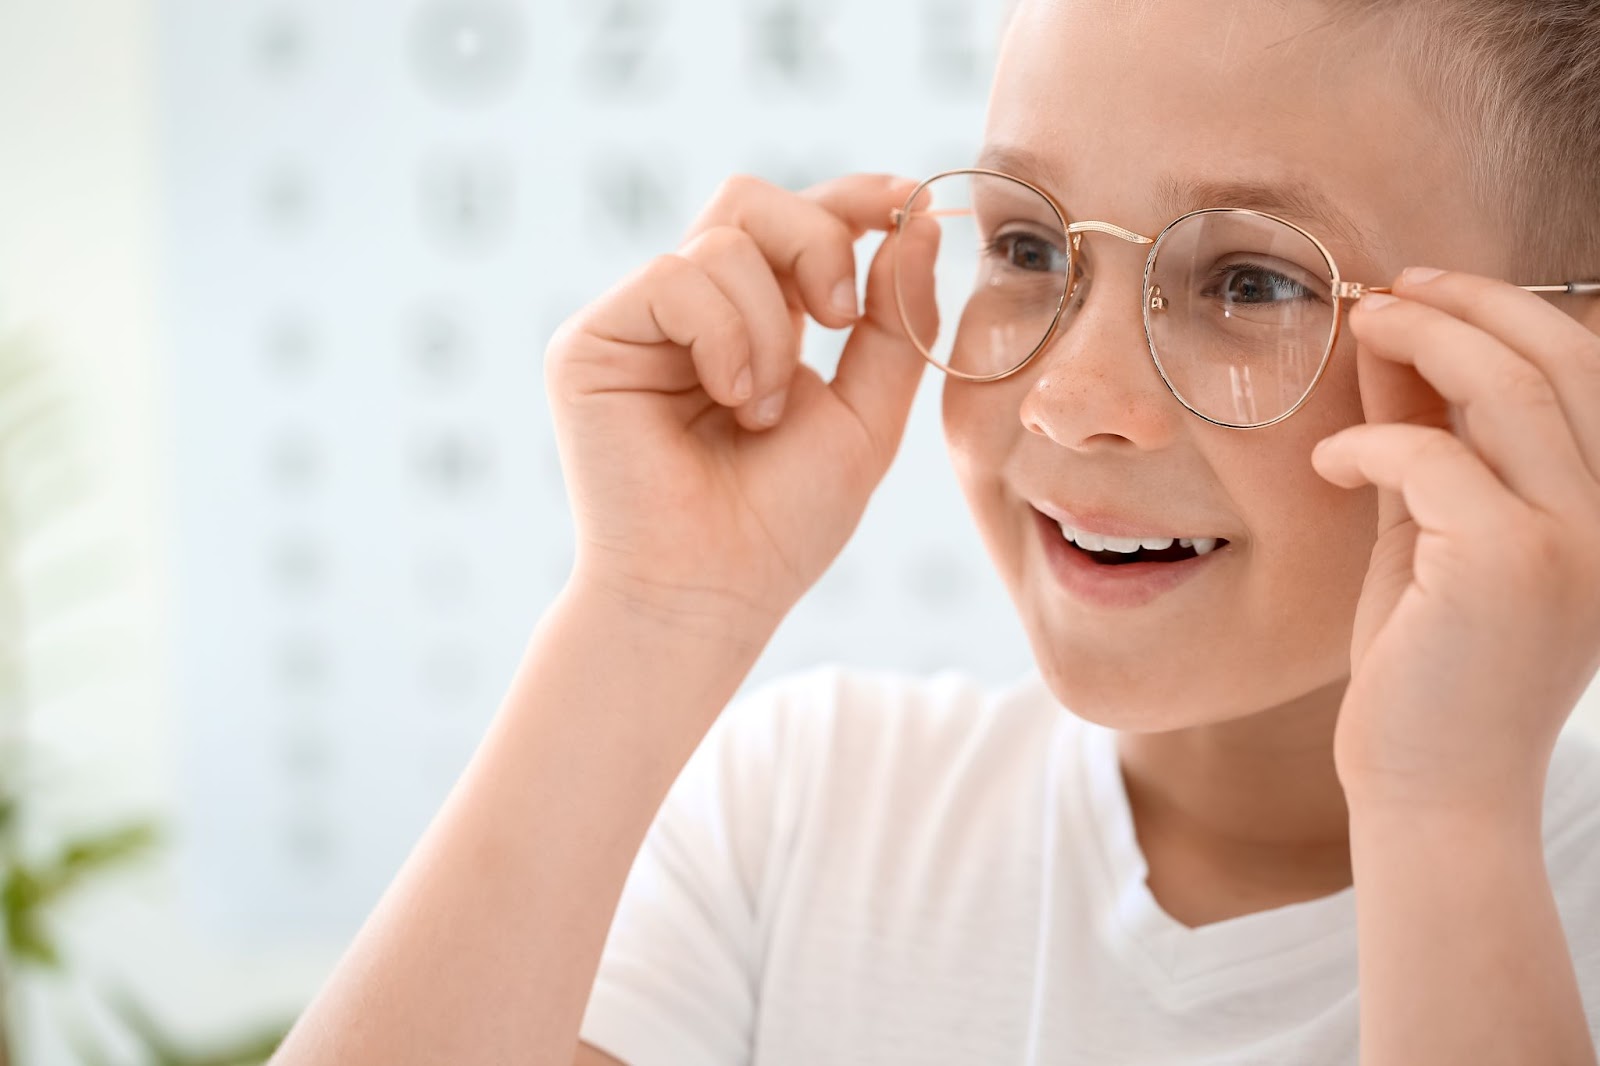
[810,208,854,247]
[1416,428,1464,467]
[1519,514,1563,563]
[652,253,746,356]
[681,224,757,263]
[1479,503,1553,576]
[1522,521,1575,596]
[649,250,696,285]
[1491,362,1558,410]
[798,206,854,257]
[712,172,769,209]
[702,305,748,357]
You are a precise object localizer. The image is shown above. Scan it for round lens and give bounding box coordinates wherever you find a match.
[1144,210,1337,428]
[893,171,1072,379]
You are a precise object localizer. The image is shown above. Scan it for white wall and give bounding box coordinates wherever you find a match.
[0,2,337,1060]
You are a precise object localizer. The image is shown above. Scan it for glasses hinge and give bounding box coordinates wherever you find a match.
[1148,285,1168,313]
[1332,280,1366,301]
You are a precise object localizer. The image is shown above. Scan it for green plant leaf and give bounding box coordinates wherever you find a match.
[55,822,162,879]
[4,887,60,969]
[1,821,161,970]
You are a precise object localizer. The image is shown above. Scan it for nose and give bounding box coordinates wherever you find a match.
[1016,244,1184,452]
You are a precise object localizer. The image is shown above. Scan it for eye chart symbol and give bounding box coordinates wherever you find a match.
[411,0,527,105]
[580,0,668,97]
[748,0,837,90]
[418,150,517,256]
[588,156,680,242]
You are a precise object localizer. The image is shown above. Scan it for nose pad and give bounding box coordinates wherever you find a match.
[1016,247,1181,450]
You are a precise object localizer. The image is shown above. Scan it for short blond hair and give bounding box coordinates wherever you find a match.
[1335,0,1600,279]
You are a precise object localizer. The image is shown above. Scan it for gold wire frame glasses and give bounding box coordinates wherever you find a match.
[889,167,1600,430]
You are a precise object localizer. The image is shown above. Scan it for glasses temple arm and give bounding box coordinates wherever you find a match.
[1519,282,1600,295]
[1337,280,1600,301]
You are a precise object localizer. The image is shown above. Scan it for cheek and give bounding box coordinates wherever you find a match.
[1234,337,1377,605]
[942,377,1028,577]
[941,377,1015,489]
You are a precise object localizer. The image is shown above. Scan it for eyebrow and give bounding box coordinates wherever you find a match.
[974,144,1380,263]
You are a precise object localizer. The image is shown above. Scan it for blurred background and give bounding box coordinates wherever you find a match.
[0,1,1594,1063]
[0,0,1034,1061]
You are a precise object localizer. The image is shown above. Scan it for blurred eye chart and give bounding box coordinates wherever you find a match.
[160,0,1028,944]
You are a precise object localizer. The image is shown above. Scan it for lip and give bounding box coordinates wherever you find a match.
[1031,499,1229,542]
[1033,506,1229,609]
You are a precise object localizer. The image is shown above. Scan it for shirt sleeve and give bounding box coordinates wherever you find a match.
[576,668,825,1066]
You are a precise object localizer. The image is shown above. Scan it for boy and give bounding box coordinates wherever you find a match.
[271,0,1600,1063]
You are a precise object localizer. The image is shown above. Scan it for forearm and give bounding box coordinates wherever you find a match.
[1349,796,1596,1066]
[271,580,775,1066]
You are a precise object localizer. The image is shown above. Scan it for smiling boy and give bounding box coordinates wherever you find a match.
[272,1,1600,1064]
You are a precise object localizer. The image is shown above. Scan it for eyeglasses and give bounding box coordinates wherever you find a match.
[889,168,1600,430]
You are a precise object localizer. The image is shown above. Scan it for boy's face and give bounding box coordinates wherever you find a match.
[945,0,1501,729]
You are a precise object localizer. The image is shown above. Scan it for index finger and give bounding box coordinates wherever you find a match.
[801,172,923,239]
[683,173,919,331]
[1390,267,1600,485]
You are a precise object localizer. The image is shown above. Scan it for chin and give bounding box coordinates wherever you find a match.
[1027,617,1354,736]
[1028,641,1209,732]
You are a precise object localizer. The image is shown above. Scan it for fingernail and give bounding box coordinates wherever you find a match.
[1401,266,1446,285]
[755,388,787,426]
[733,366,754,403]
[831,279,859,320]
[1360,292,1399,312]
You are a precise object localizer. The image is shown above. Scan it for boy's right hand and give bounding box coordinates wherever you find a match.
[544,172,939,635]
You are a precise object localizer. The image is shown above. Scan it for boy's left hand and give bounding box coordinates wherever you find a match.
[1310,268,1600,819]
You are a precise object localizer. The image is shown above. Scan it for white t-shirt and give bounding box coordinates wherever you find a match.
[578,665,1600,1065]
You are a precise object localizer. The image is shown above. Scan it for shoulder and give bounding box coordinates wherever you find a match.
[707,664,1079,854]
[720,662,1070,779]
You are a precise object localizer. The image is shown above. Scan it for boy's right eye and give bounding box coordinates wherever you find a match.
[983,229,1070,274]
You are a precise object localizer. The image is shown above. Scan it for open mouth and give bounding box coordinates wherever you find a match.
[1033,506,1228,607]
[1069,539,1228,566]
[1032,507,1232,567]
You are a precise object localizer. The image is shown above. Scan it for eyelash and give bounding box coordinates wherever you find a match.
[981,232,1069,272]
[1199,262,1324,305]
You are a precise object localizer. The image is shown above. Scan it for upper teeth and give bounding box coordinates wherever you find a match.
[1059,523,1219,557]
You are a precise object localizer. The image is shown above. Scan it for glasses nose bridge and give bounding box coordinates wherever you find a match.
[1065,219,1156,249]
[1068,219,1158,270]
[1032,219,1160,376]
[1057,220,1159,317]
[1062,221,1158,296]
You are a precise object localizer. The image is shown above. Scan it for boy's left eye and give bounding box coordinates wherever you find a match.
[1201,263,1317,305]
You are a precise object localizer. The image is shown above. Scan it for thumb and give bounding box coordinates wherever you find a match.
[828,212,940,468]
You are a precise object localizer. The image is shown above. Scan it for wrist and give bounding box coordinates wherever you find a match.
[496,575,780,796]
[563,561,788,650]
[541,568,783,724]
[1336,733,1551,831]
[1345,784,1545,846]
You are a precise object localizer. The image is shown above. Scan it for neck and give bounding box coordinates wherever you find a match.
[1115,677,1354,892]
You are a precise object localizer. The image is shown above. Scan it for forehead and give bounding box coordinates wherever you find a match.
[976,142,1380,265]
[983,0,1483,273]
